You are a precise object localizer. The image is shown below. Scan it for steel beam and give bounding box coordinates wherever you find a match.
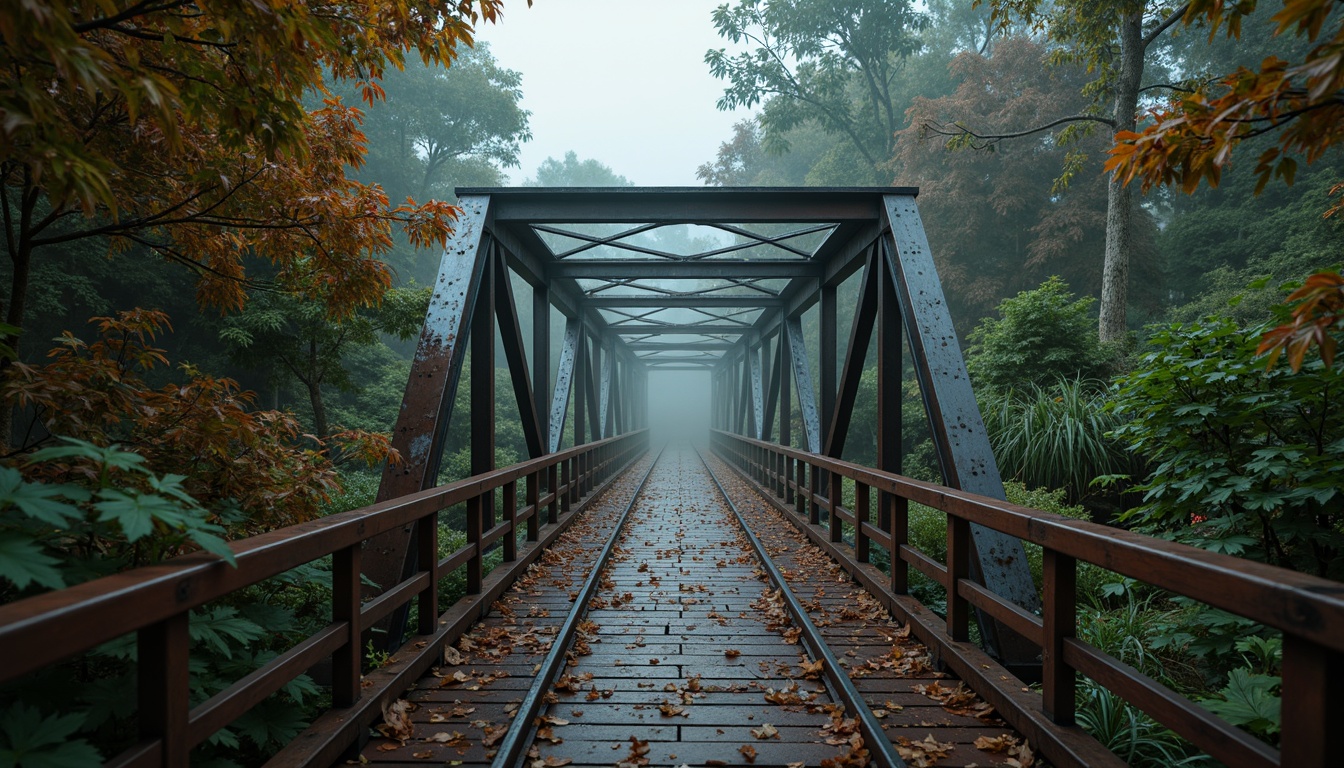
[548,319,579,453]
[607,324,752,335]
[599,338,613,439]
[552,260,821,279]
[749,343,765,440]
[762,333,781,441]
[533,284,551,452]
[825,247,879,459]
[784,318,821,454]
[460,186,914,224]
[626,341,736,352]
[368,195,491,614]
[586,295,783,308]
[881,194,1042,667]
[495,255,544,458]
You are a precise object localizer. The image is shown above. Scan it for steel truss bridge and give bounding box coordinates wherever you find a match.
[2,188,1342,768]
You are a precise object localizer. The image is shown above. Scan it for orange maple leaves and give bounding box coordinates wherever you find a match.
[1258,270,1344,371]
[1106,0,1344,203]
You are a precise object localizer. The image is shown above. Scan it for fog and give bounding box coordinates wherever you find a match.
[646,370,713,448]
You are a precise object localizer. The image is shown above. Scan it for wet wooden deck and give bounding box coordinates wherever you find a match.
[358,449,1036,767]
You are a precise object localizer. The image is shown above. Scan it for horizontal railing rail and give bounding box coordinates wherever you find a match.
[0,430,648,768]
[712,429,1344,768]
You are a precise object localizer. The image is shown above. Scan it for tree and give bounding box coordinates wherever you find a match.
[0,0,511,441]
[705,0,928,182]
[895,37,1160,325]
[933,0,1190,342]
[220,285,431,437]
[349,44,531,205]
[1108,0,1344,206]
[526,151,634,187]
[1101,0,1344,368]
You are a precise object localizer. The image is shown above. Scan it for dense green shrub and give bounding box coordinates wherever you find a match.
[1108,315,1344,578]
[966,277,1120,393]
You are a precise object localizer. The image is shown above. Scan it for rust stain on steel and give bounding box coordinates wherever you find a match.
[365,195,492,602]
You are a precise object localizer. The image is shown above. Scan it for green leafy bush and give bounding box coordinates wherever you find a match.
[1108,315,1344,578]
[966,276,1120,393]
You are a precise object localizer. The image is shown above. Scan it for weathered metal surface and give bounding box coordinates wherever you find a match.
[495,254,544,458]
[548,318,580,454]
[785,317,822,453]
[366,195,492,606]
[749,341,765,440]
[761,333,781,441]
[533,284,551,452]
[459,185,913,223]
[587,295,783,308]
[826,247,879,458]
[552,260,822,278]
[880,194,1043,664]
[598,340,613,439]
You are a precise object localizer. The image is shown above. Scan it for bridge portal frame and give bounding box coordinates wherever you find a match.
[365,187,1041,668]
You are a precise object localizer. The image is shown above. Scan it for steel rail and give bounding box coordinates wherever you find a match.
[697,447,906,768]
[493,447,666,768]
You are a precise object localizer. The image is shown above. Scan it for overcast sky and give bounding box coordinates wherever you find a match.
[475,0,753,186]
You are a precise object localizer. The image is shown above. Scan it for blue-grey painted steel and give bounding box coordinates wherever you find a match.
[880,194,1043,659]
[785,317,822,454]
[749,343,765,440]
[599,341,613,439]
[548,319,580,454]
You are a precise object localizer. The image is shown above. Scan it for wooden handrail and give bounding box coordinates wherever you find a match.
[712,429,1344,768]
[0,430,648,768]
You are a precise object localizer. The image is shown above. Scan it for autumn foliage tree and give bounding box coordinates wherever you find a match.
[1104,0,1344,367]
[0,0,521,442]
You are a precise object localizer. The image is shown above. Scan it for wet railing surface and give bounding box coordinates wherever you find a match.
[713,429,1344,768]
[0,431,648,768]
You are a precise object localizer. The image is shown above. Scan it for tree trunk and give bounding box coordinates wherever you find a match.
[0,227,34,450]
[307,377,328,438]
[1099,7,1146,343]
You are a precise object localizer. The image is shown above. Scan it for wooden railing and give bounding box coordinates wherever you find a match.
[713,430,1344,768]
[0,430,647,768]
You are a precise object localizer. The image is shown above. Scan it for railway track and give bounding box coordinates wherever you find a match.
[359,447,1033,768]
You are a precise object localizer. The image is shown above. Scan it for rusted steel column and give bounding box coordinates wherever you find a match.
[365,195,492,621]
[881,194,1042,670]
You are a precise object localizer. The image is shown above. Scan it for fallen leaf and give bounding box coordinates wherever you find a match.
[750,723,778,740]
[724,649,742,659]
[739,744,758,763]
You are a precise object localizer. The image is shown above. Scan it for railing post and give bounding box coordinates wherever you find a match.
[796,461,807,518]
[561,459,572,511]
[829,471,844,543]
[1280,635,1344,766]
[1042,549,1077,725]
[855,482,870,563]
[809,462,821,525]
[526,471,540,541]
[138,612,190,767]
[785,455,795,505]
[332,544,362,708]
[946,515,970,642]
[502,480,517,562]
[416,514,438,635]
[890,492,909,595]
[467,493,483,594]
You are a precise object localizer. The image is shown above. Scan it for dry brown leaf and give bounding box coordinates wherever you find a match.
[750,723,779,740]
[739,744,758,763]
[724,648,742,659]
[376,699,415,744]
